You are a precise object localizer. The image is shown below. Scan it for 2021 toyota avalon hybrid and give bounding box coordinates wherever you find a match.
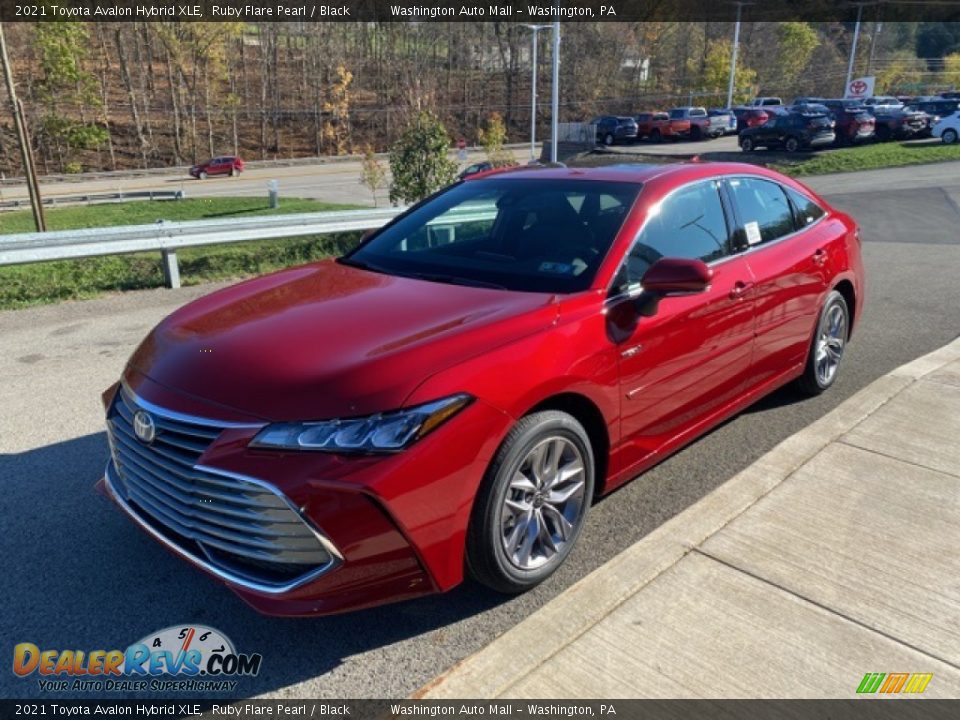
[98,163,864,616]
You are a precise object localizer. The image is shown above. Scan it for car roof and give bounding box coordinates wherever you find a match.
[461,161,789,187]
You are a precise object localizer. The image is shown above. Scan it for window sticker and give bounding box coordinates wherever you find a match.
[745,221,762,246]
[539,261,575,274]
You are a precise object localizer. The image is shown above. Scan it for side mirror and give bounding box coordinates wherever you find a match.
[630,258,712,318]
[640,257,712,295]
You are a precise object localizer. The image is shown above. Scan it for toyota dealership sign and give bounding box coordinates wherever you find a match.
[844,76,876,100]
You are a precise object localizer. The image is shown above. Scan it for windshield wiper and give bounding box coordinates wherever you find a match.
[340,258,506,290]
[407,272,507,290]
[338,257,391,274]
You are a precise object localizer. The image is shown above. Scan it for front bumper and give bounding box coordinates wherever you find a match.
[97,375,512,615]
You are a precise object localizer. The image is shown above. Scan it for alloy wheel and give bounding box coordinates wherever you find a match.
[815,302,847,386]
[499,436,587,571]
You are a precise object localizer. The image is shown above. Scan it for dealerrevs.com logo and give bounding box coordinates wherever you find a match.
[13,625,262,693]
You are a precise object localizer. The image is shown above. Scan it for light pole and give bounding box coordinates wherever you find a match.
[726,2,752,110]
[521,24,551,161]
[845,3,866,95]
[550,20,560,163]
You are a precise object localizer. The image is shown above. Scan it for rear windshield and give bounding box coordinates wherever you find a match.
[343,179,641,294]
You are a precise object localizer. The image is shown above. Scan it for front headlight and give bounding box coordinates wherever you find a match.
[249,394,472,453]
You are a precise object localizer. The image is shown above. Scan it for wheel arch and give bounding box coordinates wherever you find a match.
[832,278,857,340]
[526,392,611,498]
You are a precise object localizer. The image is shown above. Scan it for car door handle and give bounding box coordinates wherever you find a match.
[813,248,828,266]
[729,281,754,300]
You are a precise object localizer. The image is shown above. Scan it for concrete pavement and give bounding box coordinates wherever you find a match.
[422,337,960,699]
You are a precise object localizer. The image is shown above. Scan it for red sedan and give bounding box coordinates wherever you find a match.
[98,163,864,615]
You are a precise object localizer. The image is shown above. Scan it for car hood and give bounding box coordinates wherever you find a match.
[126,260,558,421]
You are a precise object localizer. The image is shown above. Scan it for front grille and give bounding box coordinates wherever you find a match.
[105,385,339,590]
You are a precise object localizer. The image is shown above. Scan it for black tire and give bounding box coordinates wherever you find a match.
[942,128,958,145]
[691,125,702,141]
[651,129,662,143]
[604,133,614,146]
[466,411,595,594]
[785,136,800,153]
[796,290,850,396]
[740,137,754,152]
[875,125,892,142]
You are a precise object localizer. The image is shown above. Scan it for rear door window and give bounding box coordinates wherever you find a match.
[726,177,796,247]
[785,187,826,227]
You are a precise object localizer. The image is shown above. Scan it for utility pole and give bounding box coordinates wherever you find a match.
[845,4,865,95]
[725,2,753,109]
[0,22,45,232]
[550,20,560,163]
[726,2,748,109]
[522,24,550,161]
[867,20,882,76]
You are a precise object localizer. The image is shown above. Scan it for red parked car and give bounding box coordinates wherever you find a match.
[189,155,244,179]
[98,163,864,616]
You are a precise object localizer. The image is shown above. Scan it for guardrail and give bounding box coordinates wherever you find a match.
[0,190,185,212]
[0,207,406,288]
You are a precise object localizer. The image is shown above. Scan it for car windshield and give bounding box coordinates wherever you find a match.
[342,178,641,294]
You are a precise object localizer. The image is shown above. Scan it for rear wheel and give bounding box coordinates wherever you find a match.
[942,128,958,145]
[797,290,849,396]
[740,137,754,152]
[604,133,614,146]
[466,411,594,594]
[198,171,208,180]
[229,167,238,177]
[691,125,702,141]
[785,136,800,153]
[651,129,662,143]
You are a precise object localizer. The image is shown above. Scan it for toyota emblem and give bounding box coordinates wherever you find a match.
[133,410,156,444]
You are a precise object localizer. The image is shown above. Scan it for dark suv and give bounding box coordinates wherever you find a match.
[739,110,835,152]
[592,116,639,146]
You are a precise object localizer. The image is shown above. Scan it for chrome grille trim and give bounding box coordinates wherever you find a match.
[105,384,342,593]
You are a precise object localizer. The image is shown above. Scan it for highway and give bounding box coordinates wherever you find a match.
[1,162,959,699]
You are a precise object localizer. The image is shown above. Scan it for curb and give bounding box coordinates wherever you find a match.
[418,335,960,699]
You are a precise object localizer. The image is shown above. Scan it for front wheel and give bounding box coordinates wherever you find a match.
[651,129,662,143]
[740,137,754,152]
[198,171,208,180]
[604,133,614,146]
[785,136,800,153]
[796,290,849,396]
[942,128,958,145]
[466,411,594,594]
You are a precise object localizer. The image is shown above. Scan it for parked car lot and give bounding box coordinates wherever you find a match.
[595,93,958,155]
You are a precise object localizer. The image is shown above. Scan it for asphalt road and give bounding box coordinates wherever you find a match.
[2,163,960,700]
[0,146,516,211]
